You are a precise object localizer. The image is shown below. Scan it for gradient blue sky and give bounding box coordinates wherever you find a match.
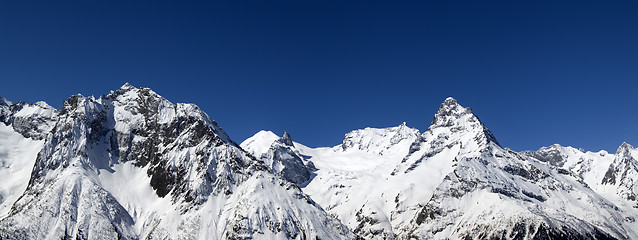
[1,1,636,152]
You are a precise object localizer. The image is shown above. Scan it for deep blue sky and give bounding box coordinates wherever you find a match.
[1,1,637,152]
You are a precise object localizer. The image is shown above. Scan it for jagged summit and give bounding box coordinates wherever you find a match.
[120,82,135,90]
[443,96,457,105]
[432,97,473,126]
[618,142,634,152]
[0,95,10,106]
[0,84,353,239]
[240,130,280,158]
[4,85,638,239]
[602,142,638,202]
[426,97,500,148]
[340,122,420,155]
[279,131,294,146]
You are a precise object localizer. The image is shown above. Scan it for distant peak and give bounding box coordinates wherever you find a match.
[443,97,458,105]
[120,82,136,90]
[278,131,294,146]
[428,97,500,147]
[255,130,277,137]
[432,97,471,125]
[546,144,563,149]
[618,142,634,152]
[0,95,11,106]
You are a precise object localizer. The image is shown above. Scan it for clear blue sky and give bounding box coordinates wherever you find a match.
[1,1,636,152]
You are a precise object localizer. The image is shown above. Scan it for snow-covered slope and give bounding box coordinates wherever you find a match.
[244,97,638,239]
[3,85,637,239]
[399,142,632,239]
[0,96,56,219]
[0,123,43,218]
[0,83,353,239]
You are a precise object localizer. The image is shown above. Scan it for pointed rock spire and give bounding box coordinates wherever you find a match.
[427,97,500,147]
[120,82,135,90]
[618,142,634,153]
[431,97,472,127]
[0,95,11,106]
[279,131,294,146]
[601,142,638,202]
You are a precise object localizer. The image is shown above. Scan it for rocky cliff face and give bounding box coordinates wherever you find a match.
[0,84,353,240]
[241,131,316,185]
[602,143,638,202]
[261,132,315,184]
[3,86,637,239]
[0,96,58,140]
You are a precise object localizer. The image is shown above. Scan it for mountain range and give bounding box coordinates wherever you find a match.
[1,84,636,239]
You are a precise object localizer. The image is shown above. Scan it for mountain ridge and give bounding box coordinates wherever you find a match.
[0,83,353,239]
[1,84,636,239]
[244,97,638,239]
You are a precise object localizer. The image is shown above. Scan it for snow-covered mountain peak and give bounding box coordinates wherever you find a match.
[279,131,294,146]
[27,84,255,208]
[618,142,635,153]
[0,96,10,106]
[443,96,458,105]
[0,98,58,140]
[1,84,354,239]
[522,144,572,167]
[340,123,420,155]
[240,130,280,158]
[602,142,638,202]
[261,131,315,184]
[431,97,465,124]
[104,83,232,144]
[431,97,482,130]
[120,82,135,90]
[419,98,500,155]
[242,131,316,184]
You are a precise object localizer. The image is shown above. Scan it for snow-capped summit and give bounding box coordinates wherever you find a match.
[120,82,135,90]
[0,84,353,240]
[398,101,634,239]
[393,98,498,176]
[242,131,315,184]
[3,86,638,239]
[429,97,499,146]
[522,144,571,167]
[240,130,280,158]
[261,132,315,184]
[0,97,58,140]
[340,122,420,155]
[602,142,638,202]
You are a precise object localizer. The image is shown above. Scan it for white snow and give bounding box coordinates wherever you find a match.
[240,130,280,158]
[97,162,179,237]
[0,123,43,218]
[12,101,56,119]
[242,98,638,239]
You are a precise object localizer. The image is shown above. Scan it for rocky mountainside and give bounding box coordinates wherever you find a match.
[0,84,353,239]
[602,143,638,202]
[244,98,638,239]
[241,131,315,184]
[2,84,637,240]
